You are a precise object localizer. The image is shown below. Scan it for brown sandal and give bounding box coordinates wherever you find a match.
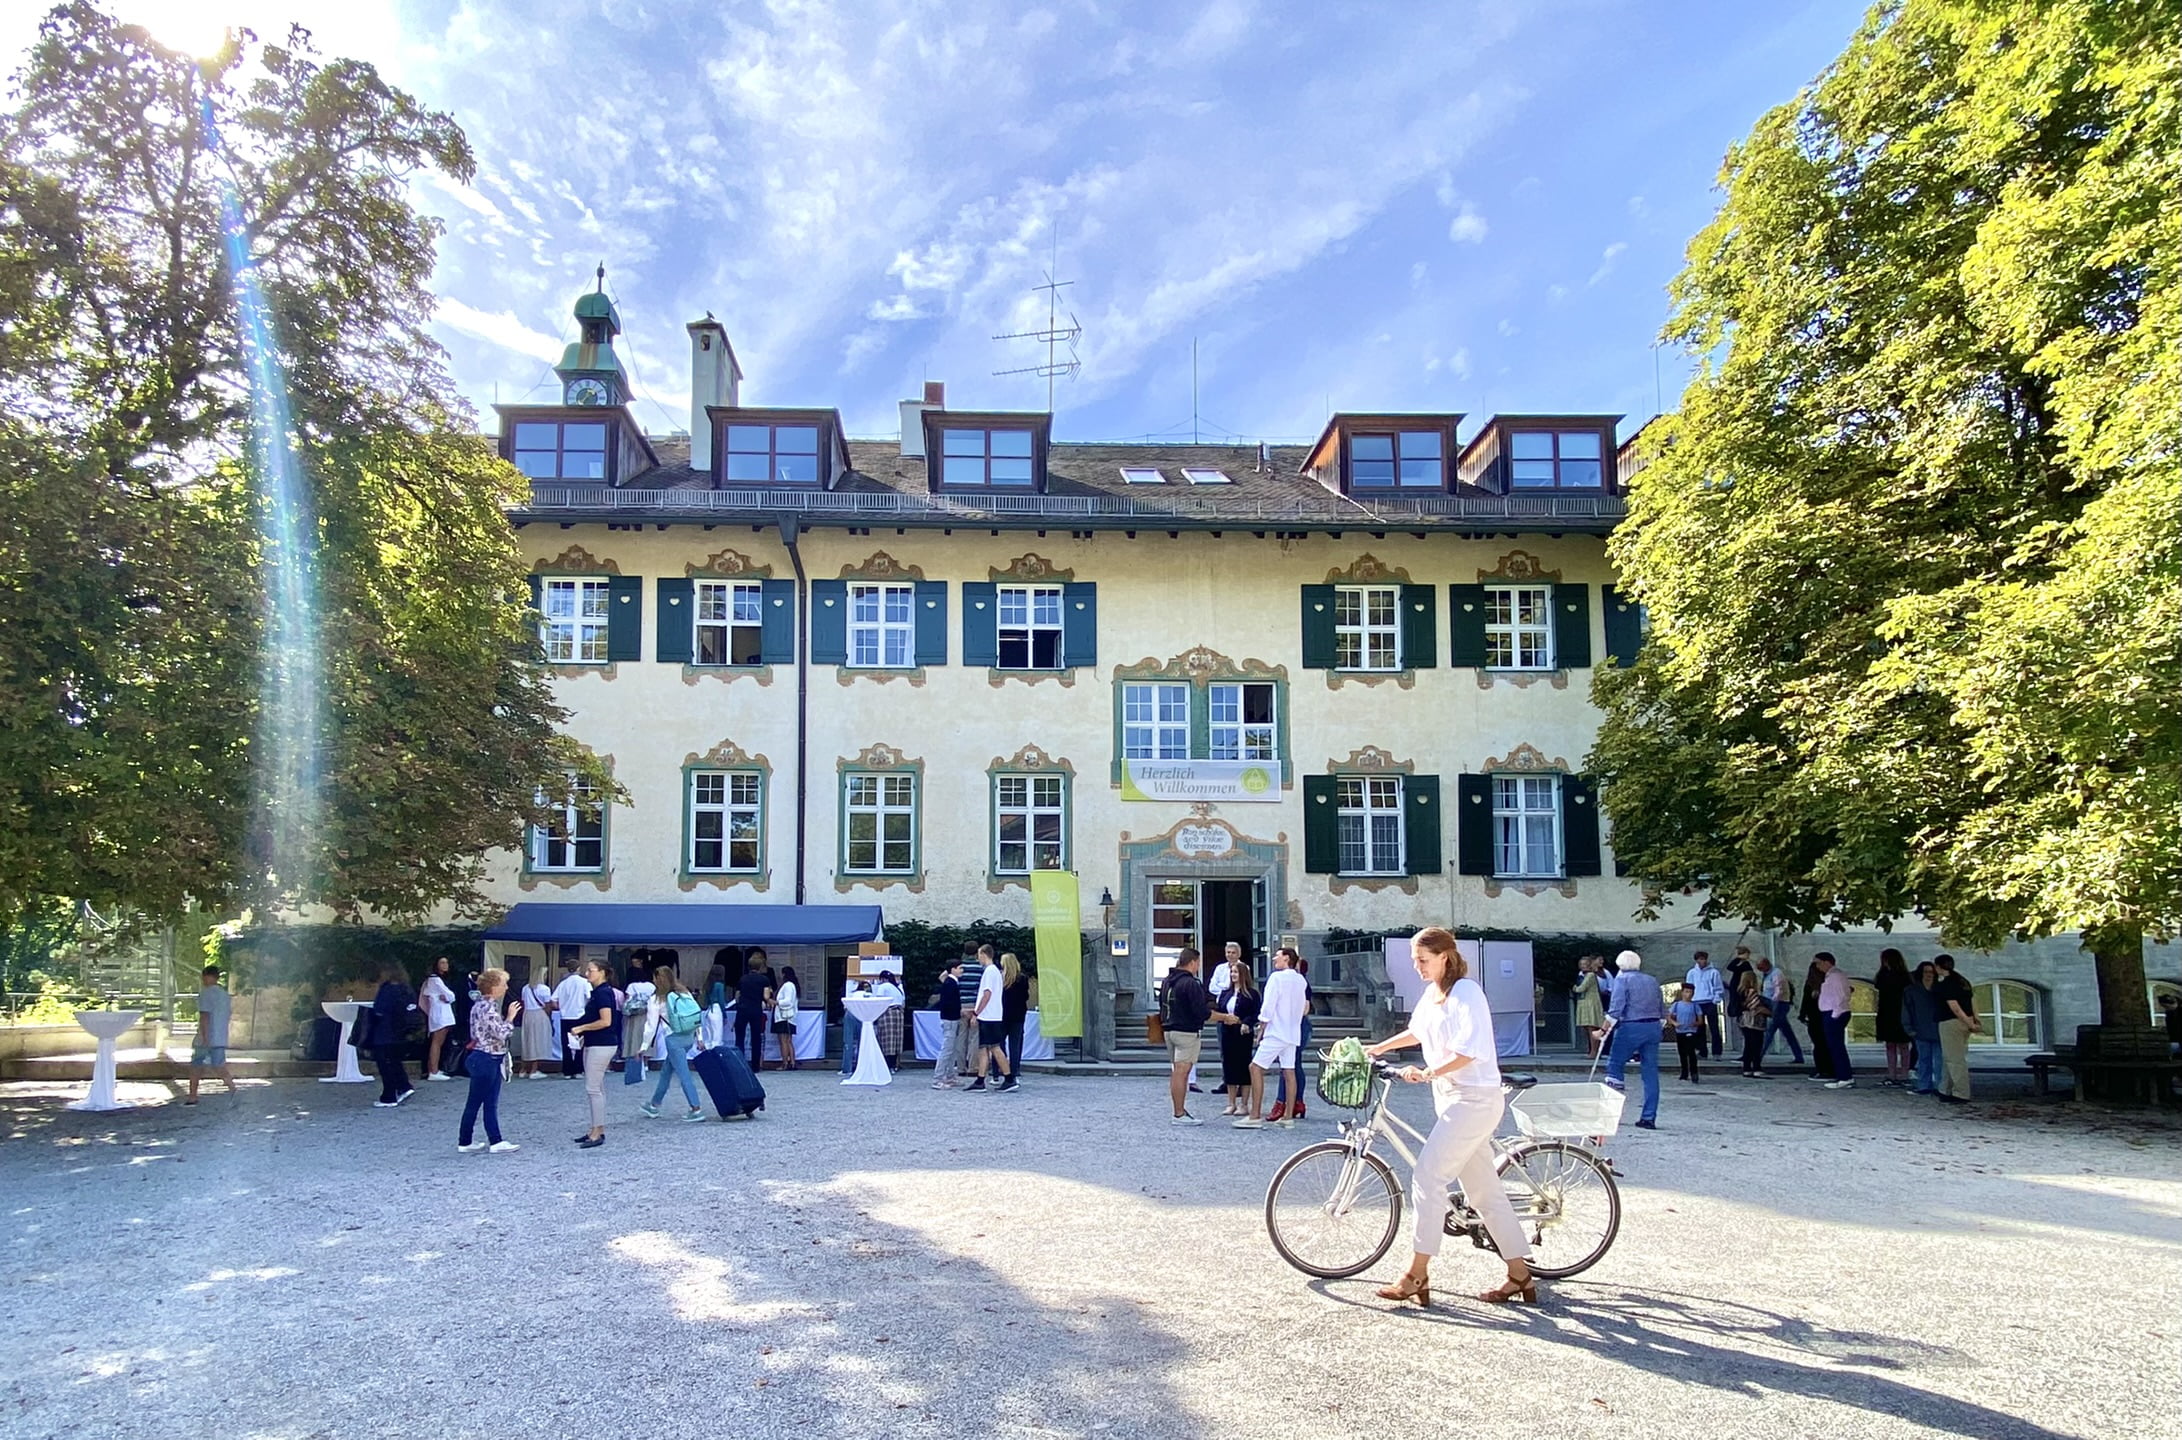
[1375,1271,1431,1307]
[1477,1267,1538,1305]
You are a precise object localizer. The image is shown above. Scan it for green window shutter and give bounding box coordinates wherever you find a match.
[1300,586,1337,669]
[1399,584,1437,670]
[1063,582,1097,669]
[760,579,796,665]
[1403,774,1442,875]
[962,582,998,668]
[1303,775,1340,874]
[526,575,544,654]
[1553,584,1592,669]
[1562,775,1602,876]
[914,580,949,666]
[1602,585,1644,667]
[1449,585,1489,668]
[810,580,848,665]
[606,575,643,662]
[1455,774,1495,875]
[656,577,693,664]
[526,574,542,610]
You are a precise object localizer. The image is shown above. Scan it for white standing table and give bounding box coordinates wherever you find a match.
[840,995,899,1087]
[67,1010,142,1111]
[320,1001,373,1083]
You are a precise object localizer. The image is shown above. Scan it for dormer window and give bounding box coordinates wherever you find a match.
[513,420,608,480]
[941,427,1036,486]
[725,423,820,483]
[1510,430,1604,487]
[1351,430,1443,488]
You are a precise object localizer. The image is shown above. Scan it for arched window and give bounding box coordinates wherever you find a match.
[1846,980,1879,1044]
[1966,980,2042,1047]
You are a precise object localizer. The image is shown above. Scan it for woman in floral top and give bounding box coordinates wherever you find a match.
[458,968,521,1154]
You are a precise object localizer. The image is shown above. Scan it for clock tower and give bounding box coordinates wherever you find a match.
[554,265,628,407]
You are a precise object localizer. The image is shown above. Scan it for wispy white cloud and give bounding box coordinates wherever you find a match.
[1589,241,1629,286]
[1447,204,1489,244]
[431,298,564,365]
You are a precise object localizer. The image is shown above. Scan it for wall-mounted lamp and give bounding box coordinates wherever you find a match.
[1098,886,1115,909]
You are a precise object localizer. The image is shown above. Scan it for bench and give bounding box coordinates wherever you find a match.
[2026,1026,2182,1107]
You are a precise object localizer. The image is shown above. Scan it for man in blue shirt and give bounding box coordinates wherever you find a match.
[1603,950,1664,1129]
[1685,950,1727,1058]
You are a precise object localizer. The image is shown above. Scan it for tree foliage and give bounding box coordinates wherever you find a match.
[0,4,607,924]
[1594,0,2180,1023]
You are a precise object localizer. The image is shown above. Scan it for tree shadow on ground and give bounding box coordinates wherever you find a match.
[1310,1279,2070,1440]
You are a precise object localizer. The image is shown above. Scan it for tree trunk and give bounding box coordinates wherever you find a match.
[2086,927,2150,1027]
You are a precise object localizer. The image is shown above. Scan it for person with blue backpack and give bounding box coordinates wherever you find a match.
[639,967,708,1123]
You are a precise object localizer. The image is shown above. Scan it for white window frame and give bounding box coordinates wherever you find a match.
[1119,466,1165,484]
[531,778,604,872]
[1486,585,1554,670]
[1337,775,1404,875]
[844,772,916,873]
[1492,774,1562,878]
[1970,980,2042,1048]
[1334,585,1401,671]
[694,580,764,667]
[1123,681,1190,760]
[1209,681,1278,761]
[689,770,762,874]
[848,582,915,669]
[1181,467,1230,484]
[994,773,1066,875]
[541,577,610,664]
[997,585,1065,670]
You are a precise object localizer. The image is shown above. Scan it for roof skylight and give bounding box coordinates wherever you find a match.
[1181,467,1231,484]
[1120,466,1165,484]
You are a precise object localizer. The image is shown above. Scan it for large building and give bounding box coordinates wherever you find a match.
[474,280,2176,1053]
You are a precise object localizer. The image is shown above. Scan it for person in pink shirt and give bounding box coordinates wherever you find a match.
[1815,953,1856,1090]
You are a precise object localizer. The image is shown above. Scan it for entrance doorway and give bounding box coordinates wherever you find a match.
[1148,878,1264,982]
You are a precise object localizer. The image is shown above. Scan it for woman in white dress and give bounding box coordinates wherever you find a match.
[419,957,459,1081]
[1364,926,1536,1307]
[519,972,556,1079]
[771,967,802,1070]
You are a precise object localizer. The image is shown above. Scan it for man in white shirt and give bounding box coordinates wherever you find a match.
[551,963,592,1079]
[1685,951,1726,1058]
[1815,952,1856,1090]
[1237,947,1307,1129]
[967,954,1015,1093]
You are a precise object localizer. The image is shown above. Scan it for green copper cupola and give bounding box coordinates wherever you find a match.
[555,264,627,407]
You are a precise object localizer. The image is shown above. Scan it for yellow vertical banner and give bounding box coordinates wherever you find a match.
[1029,870,1083,1038]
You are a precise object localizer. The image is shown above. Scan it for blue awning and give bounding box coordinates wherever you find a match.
[483,903,882,948]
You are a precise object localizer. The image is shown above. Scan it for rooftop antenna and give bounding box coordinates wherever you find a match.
[993,223,1081,412]
[1192,338,1199,446]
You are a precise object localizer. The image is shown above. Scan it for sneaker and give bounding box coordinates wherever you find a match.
[930,1080,954,1089]
[1825,1079,1856,1090]
[457,1141,487,1153]
[682,1109,707,1123]
[1633,1118,1657,1130]
[1232,1117,1265,1129]
[1187,1083,1204,1093]
[488,1141,520,1154]
[1274,1116,1296,1129]
[393,1089,415,1106]
[998,1078,1020,1093]
[966,1078,988,1092]
[1171,1112,1202,1125]
[1806,1074,1831,1083]
[639,1103,661,1118]
[373,1100,399,1108]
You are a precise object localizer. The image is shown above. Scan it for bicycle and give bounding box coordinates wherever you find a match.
[1264,1058,1622,1280]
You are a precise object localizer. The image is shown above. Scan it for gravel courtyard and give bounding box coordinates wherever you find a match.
[3,1066,2177,1440]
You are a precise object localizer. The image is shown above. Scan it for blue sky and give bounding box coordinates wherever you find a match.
[22,0,1870,445]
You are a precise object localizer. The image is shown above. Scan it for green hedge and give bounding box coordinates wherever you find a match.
[211,924,486,1025]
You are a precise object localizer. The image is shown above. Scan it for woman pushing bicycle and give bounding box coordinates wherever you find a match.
[1363,926,1537,1307]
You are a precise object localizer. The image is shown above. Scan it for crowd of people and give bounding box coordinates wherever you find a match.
[1154,941,1316,1127]
[928,943,1029,1093]
[1581,944,1989,1129]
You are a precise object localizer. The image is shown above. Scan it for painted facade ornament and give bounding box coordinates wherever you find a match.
[1116,648,1286,684]
[1481,742,1570,773]
[991,743,1071,774]
[1478,548,1562,584]
[688,548,772,578]
[1322,553,1414,586]
[840,551,924,580]
[684,738,768,771]
[1327,745,1415,775]
[847,742,911,770]
[534,544,619,575]
[991,552,1075,583]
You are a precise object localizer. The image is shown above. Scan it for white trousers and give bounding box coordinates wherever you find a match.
[1411,1086,1530,1261]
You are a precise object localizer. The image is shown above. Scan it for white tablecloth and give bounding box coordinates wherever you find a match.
[841,995,899,1086]
[912,1010,1055,1062]
[320,1001,372,1083]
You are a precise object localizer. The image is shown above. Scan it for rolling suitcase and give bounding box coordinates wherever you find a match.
[691,1044,766,1118]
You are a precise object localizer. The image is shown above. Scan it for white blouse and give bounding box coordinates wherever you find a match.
[1411,977,1501,1093]
[420,976,456,1030]
[774,980,799,1022]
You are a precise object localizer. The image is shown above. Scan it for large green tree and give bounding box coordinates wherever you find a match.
[1594,0,2180,1024]
[0,4,605,924]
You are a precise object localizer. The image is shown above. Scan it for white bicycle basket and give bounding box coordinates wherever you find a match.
[1509,1081,1625,1138]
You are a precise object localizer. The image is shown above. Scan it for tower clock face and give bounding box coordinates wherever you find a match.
[565,377,611,407]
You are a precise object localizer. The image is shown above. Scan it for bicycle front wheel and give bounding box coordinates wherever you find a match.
[1495,1139,1621,1279]
[1265,1141,1403,1279]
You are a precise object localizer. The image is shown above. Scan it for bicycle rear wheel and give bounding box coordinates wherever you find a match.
[1264,1141,1403,1279]
[1494,1139,1620,1279]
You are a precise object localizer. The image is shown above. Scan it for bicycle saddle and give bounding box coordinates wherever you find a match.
[1502,1072,1539,1090]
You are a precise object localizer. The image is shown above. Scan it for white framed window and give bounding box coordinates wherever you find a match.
[1337,775,1404,875]
[844,773,916,873]
[1335,586,1400,670]
[531,778,604,871]
[1486,585,1554,669]
[1181,467,1230,484]
[997,585,1064,669]
[695,581,763,666]
[1123,682,1190,759]
[1209,681,1277,760]
[689,770,761,873]
[541,577,610,663]
[1492,774,1562,878]
[1119,466,1164,484]
[994,774,1066,874]
[848,582,914,668]
[1969,980,2042,1047]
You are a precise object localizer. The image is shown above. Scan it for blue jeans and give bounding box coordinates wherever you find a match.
[1605,1024,1661,1123]
[1761,1007,1805,1064]
[459,1049,503,1145]
[1276,1018,1314,1105]
[1824,1013,1854,1080]
[650,1031,700,1109]
[839,1014,862,1075]
[1911,1033,1940,1092]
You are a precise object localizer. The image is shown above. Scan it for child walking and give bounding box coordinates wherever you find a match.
[1670,983,1705,1083]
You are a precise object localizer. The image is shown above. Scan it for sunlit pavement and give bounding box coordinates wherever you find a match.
[3,1067,2176,1439]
